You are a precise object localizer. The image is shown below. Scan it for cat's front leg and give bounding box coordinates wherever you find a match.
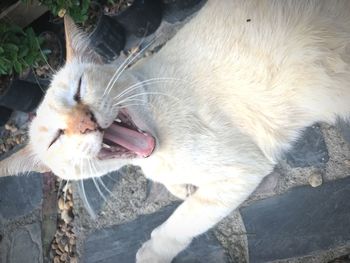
[166,184,197,200]
[136,178,261,263]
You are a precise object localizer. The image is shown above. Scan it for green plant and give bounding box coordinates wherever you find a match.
[0,23,46,76]
[23,0,91,23]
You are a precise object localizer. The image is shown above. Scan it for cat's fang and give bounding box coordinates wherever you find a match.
[102,143,111,149]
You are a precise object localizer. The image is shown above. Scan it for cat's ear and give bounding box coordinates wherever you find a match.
[0,145,50,177]
[64,15,103,63]
[64,15,77,63]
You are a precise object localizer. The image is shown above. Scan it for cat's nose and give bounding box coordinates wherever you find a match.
[66,105,101,135]
[78,110,98,134]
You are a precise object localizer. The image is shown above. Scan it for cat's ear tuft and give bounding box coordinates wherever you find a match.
[64,15,103,64]
[0,145,50,177]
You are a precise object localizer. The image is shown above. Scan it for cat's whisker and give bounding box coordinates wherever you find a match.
[112,98,147,107]
[102,35,152,98]
[90,160,119,200]
[103,54,135,98]
[113,77,183,102]
[36,36,57,74]
[63,180,70,202]
[96,177,114,197]
[114,92,180,108]
[108,39,157,92]
[92,177,108,203]
[91,165,119,200]
[115,103,148,109]
[106,173,120,183]
[78,157,97,218]
[87,160,108,203]
[104,38,157,98]
[31,70,46,93]
[78,179,97,219]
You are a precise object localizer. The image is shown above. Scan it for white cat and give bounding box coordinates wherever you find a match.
[1,0,350,262]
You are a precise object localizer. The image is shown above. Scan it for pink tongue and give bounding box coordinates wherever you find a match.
[104,122,155,157]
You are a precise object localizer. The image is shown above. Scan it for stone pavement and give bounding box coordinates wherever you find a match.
[1,1,350,262]
[1,120,350,263]
[68,122,350,263]
[0,172,43,263]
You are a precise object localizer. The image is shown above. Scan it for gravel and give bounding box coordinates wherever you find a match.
[50,181,78,263]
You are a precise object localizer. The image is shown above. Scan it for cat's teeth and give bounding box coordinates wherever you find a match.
[115,118,122,123]
[102,143,111,149]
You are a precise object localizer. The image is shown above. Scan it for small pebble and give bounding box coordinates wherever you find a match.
[60,252,68,262]
[8,124,17,133]
[344,159,350,166]
[56,229,64,237]
[58,198,65,210]
[61,210,73,224]
[64,201,72,210]
[61,224,68,233]
[69,238,76,246]
[64,244,69,253]
[60,236,68,246]
[308,172,323,187]
[57,243,65,253]
[53,256,60,263]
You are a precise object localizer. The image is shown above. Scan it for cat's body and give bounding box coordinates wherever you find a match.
[1,0,350,262]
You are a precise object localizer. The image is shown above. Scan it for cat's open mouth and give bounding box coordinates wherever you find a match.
[98,110,155,160]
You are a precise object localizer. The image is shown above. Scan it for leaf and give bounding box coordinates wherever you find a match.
[8,25,24,34]
[3,43,19,52]
[24,55,35,66]
[19,47,29,57]
[13,60,22,74]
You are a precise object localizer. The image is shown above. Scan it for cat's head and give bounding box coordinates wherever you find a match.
[0,16,155,180]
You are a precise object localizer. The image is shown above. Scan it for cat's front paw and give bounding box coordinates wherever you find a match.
[136,239,172,263]
[136,229,190,263]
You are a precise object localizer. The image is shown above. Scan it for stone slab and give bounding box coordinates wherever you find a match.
[0,223,43,263]
[240,176,350,263]
[83,204,229,263]
[284,124,329,168]
[41,173,58,262]
[337,119,350,145]
[75,171,122,215]
[163,0,206,23]
[0,173,42,222]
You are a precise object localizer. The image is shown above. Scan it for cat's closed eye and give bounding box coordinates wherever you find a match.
[74,76,82,102]
[48,129,64,148]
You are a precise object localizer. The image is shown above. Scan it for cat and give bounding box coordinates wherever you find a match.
[1,0,350,262]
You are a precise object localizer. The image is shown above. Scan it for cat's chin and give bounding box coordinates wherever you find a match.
[97,110,155,160]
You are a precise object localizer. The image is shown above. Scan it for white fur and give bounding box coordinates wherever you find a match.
[1,0,350,262]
